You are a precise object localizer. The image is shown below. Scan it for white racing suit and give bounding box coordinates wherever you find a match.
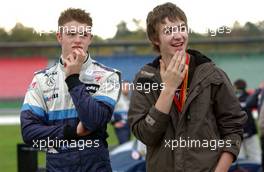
[20,55,121,172]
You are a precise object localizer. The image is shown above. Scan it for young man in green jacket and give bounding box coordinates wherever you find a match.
[128,2,247,172]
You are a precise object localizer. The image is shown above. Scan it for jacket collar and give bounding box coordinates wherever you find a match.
[141,50,217,113]
[187,62,215,95]
[144,49,214,85]
[147,49,212,69]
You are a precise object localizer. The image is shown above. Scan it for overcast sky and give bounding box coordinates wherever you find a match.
[0,0,263,39]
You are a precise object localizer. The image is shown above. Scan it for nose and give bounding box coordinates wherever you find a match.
[172,31,182,40]
[73,34,82,43]
[171,26,184,40]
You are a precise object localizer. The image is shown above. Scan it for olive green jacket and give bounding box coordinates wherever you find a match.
[128,50,247,172]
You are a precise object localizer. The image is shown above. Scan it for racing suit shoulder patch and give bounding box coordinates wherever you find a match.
[34,63,57,75]
[92,61,116,73]
[34,69,47,75]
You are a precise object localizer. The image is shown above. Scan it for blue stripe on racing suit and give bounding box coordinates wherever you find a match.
[66,75,115,132]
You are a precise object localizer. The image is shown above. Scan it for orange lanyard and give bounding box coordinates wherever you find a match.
[173,53,190,112]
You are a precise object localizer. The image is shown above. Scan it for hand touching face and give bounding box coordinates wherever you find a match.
[56,20,92,66]
[159,50,188,92]
[63,48,87,77]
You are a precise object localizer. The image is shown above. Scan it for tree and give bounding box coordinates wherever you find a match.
[243,22,261,36]
[132,18,144,31]
[233,21,241,30]
[114,21,132,39]
[0,28,8,41]
[9,23,36,41]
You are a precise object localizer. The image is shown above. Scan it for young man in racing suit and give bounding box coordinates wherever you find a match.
[20,8,120,172]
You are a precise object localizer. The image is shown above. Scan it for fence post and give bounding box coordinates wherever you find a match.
[17,143,38,172]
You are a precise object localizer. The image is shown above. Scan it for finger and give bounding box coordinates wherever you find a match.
[159,59,166,75]
[180,65,189,79]
[167,51,179,70]
[73,49,80,61]
[78,48,86,57]
[178,51,186,72]
[178,64,184,73]
[74,49,85,64]
[75,48,82,56]
[77,48,86,62]
[63,58,71,67]
[173,51,183,72]
[72,49,80,61]
[67,54,74,62]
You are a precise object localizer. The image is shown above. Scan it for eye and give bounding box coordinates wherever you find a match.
[163,26,172,35]
[81,32,89,37]
[66,32,76,36]
[180,26,186,32]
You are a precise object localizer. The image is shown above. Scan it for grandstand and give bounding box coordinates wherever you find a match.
[0,57,48,100]
[0,38,264,101]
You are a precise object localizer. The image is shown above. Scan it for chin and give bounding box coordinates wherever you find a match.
[171,47,184,52]
[175,44,183,49]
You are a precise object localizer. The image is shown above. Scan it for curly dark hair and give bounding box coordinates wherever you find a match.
[146,2,187,52]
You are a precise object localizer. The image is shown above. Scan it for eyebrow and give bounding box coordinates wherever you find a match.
[163,23,186,27]
[175,23,186,27]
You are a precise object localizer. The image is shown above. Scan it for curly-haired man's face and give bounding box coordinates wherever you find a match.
[154,17,188,58]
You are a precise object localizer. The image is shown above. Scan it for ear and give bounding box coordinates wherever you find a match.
[153,40,159,46]
[56,32,62,44]
[152,37,160,46]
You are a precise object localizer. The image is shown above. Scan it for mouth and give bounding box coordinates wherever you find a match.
[72,46,83,49]
[171,42,184,48]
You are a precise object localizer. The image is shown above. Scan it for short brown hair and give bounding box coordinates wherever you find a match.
[58,8,92,27]
[146,2,187,52]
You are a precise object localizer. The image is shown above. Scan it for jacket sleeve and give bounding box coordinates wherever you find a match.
[128,76,171,146]
[20,75,73,145]
[112,112,123,123]
[65,72,120,132]
[213,69,247,160]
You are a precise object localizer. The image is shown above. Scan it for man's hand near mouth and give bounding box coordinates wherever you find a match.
[64,48,87,77]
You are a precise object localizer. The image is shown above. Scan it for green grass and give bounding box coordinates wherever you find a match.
[0,125,22,172]
[0,124,118,172]
[0,100,22,109]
